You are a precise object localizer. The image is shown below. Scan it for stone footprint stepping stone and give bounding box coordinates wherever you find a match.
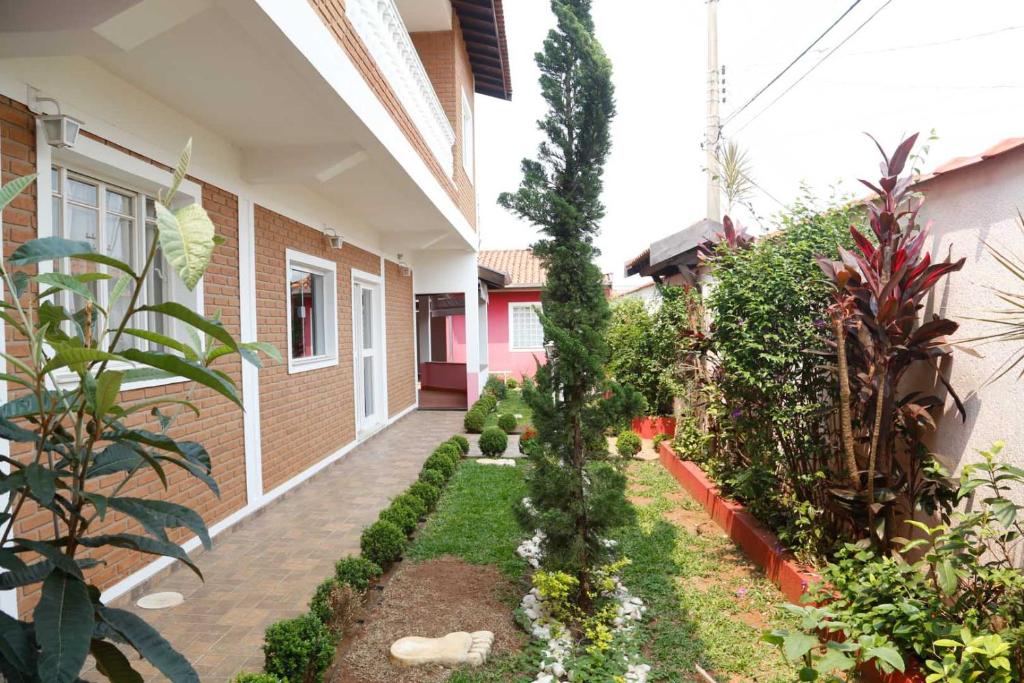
[391,630,494,667]
[476,458,517,467]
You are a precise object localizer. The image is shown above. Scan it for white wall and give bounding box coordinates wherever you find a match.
[914,149,1024,479]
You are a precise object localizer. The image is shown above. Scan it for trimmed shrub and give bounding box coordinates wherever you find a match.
[479,426,508,456]
[309,577,339,624]
[419,467,445,489]
[484,375,507,400]
[408,480,441,510]
[334,555,381,592]
[506,377,519,389]
[234,674,285,683]
[449,434,471,455]
[360,520,405,567]
[497,413,517,434]
[464,408,486,433]
[392,492,427,519]
[652,433,669,451]
[263,613,336,683]
[421,451,456,479]
[379,502,418,534]
[434,442,461,464]
[616,430,642,458]
[481,394,498,412]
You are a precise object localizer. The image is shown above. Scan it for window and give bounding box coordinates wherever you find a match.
[50,165,179,352]
[509,302,544,351]
[461,89,474,178]
[286,249,338,373]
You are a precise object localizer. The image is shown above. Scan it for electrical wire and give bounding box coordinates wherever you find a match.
[730,0,894,136]
[721,0,863,126]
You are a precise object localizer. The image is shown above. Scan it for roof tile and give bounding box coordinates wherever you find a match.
[478,249,545,288]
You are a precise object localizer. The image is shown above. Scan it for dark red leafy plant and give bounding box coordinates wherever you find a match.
[817,133,965,550]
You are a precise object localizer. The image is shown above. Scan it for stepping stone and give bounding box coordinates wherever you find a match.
[136,591,184,610]
[390,631,494,667]
[476,458,516,467]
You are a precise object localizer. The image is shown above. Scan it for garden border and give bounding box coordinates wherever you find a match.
[657,442,925,683]
[631,416,676,439]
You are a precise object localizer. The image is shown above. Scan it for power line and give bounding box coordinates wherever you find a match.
[845,24,1024,55]
[730,0,894,136]
[721,0,863,126]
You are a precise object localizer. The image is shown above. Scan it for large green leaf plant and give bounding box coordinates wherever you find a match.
[0,141,277,682]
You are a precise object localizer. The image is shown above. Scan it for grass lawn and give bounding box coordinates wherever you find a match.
[483,391,533,431]
[616,461,797,682]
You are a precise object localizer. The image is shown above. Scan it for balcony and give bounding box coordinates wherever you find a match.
[346,0,457,178]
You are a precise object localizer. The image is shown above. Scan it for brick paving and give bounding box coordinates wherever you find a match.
[94,410,465,682]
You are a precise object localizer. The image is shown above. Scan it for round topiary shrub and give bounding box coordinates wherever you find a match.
[308,577,340,625]
[497,412,517,434]
[334,555,382,592]
[421,451,456,479]
[393,492,428,518]
[419,467,445,488]
[506,377,518,390]
[484,375,507,400]
[481,394,498,411]
[449,434,470,455]
[464,408,486,433]
[479,426,508,456]
[263,613,336,683]
[434,442,461,464]
[379,501,418,534]
[360,520,405,567]
[234,672,286,683]
[616,430,642,458]
[408,480,441,510]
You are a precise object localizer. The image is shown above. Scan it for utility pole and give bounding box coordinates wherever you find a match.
[705,0,721,223]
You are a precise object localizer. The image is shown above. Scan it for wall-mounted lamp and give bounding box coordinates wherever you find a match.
[323,228,344,250]
[34,96,82,149]
[397,253,411,277]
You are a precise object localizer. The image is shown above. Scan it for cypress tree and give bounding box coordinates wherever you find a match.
[499,0,643,610]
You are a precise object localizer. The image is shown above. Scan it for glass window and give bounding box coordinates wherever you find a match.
[461,89,474,177]
[289,268,325,359]
[285,250,339,374]
[510,303,544,351]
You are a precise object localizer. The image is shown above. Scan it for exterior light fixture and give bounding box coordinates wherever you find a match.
[323,228,343,250]
[544,340,556,362]
[397,253,411,277]
[34,97,82,149]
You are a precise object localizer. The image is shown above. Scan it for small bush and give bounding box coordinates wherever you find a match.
[234,674,285,683]
[479,426,508,456]
[334,555,381,592]
[422,450,457,479]
[309,577,339,624]
[506,377,519,389]
[419,468,445,488]
[435,442,461,464]
[360,520,406,567]
[497,413,517,434]
[393,492,427,519]
[408,480,441,510]
[475,393,497,413]
[652,433,669,451]
[449,434,470,455]
[520,426,538,454]
[263,613,336,683]
[379,502,418,534]
[464,408,486,433]
[484,375,507,400]
[616,430,642,458]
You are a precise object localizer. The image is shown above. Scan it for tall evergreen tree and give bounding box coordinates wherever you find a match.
[499,0,642,610]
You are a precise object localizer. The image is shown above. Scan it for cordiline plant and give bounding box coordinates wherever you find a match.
[817,132,965,549]
[0,142,277,682]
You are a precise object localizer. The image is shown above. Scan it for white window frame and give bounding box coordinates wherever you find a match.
[509,302,544,352]
[461,88,474,179]
[285,249,339,374]
[36,134,205,391]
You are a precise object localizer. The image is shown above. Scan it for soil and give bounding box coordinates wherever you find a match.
[330,556,525,683]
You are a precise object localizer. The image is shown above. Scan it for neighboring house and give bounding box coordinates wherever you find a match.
[452,249,547,380]
[613,281,661,309]
[624,218,721,285]
[0,0,511,617]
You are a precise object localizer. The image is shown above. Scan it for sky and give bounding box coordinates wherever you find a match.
[474,0,1024,288]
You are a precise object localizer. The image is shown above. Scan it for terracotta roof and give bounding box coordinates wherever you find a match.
[915,137,1024,185]
[478,249,545,288]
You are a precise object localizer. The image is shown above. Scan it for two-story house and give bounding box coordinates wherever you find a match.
[0,0,510,618]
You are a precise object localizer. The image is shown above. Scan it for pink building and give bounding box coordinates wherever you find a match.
[453,250,547,380]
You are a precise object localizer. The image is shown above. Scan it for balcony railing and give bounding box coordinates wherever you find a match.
[346,0,456,177]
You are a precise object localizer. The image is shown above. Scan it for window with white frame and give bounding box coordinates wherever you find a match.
[286,249,338,373]
[50,165,186,351]
[461,89,474,178]
[509,302,544,351]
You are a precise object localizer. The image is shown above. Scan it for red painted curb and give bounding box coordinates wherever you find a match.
[631,416,677,439]
[656,442,925,683]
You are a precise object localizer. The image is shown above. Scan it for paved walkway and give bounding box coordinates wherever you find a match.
[97,410,464,682]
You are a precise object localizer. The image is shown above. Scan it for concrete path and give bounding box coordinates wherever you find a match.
[95,410,465,682]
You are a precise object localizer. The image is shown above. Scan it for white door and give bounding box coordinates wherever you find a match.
[354,279,384,435]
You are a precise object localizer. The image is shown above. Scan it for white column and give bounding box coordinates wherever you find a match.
[462,256,481,402]
[238,197,264,505]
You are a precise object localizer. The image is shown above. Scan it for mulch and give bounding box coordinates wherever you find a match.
[330,556,525,683]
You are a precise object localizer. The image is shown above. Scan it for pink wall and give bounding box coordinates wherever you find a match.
[451,289,547,380]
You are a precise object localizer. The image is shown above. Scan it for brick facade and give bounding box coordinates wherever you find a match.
[254,206,384,493]
[308,0,477,227]
[385,259,415,417]
[1,96,247,616]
